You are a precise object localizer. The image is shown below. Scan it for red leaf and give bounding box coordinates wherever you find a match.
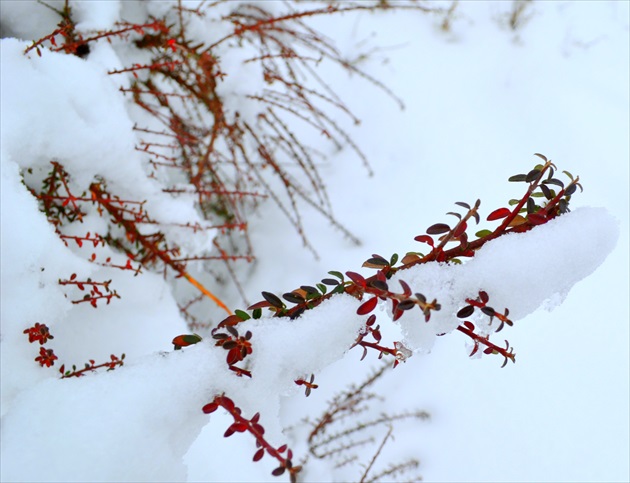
[218,396,235,411]
[346,271,366,287]
[528,212,548,225]
[414,235,434,247]
[452,221,467,238]
[247,300,271,310]
[202,403,219,414]
[253,448,265,462]
[357,297,378,315]
[219,315,244,327]
[230,422,248,433]
[278,444,287,453]
[399,280,412,297]
[487,208,511,221]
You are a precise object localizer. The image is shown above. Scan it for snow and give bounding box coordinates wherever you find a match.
[1,1,628,482]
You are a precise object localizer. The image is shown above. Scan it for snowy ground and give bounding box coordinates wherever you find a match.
[1,1,628,482]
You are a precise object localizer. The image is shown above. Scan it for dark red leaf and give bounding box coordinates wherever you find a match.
[321,278,339,286]
[271,467,285,477]
[278,444,287,453]
[369,280,388,292]
[399,280,412,297]
[362,256,389,268]
[300,285,319,295]
[282,292,305,304]
[481,307,496,317]
[479,291,489,304]
[426,223,450,235]
[261,291,285,309]
[525,168,541,182]
[487,208,511,221]
[357,297,378,315]
[457,305,475,318]
[398,299,416,311]
[463,321,475,331]
[366,314,376,326]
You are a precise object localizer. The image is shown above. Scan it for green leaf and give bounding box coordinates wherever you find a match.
[508,174,527,182]
[475,229,492,238]
[252,308,262,319]
[235,309,250,321]
[316,283,327,294]
[390,253,399,266]
[328,270,344,281]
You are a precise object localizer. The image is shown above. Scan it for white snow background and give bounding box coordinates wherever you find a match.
[1,1,628,482]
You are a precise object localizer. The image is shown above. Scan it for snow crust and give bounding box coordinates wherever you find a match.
[392,207,619,351]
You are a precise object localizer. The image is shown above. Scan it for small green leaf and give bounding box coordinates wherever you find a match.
[390,253,399,266]
[252,308,262,319]
[508,174,527,182]
[235,309,250,321]
[316,283,327,294]
[328,270,344,281]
